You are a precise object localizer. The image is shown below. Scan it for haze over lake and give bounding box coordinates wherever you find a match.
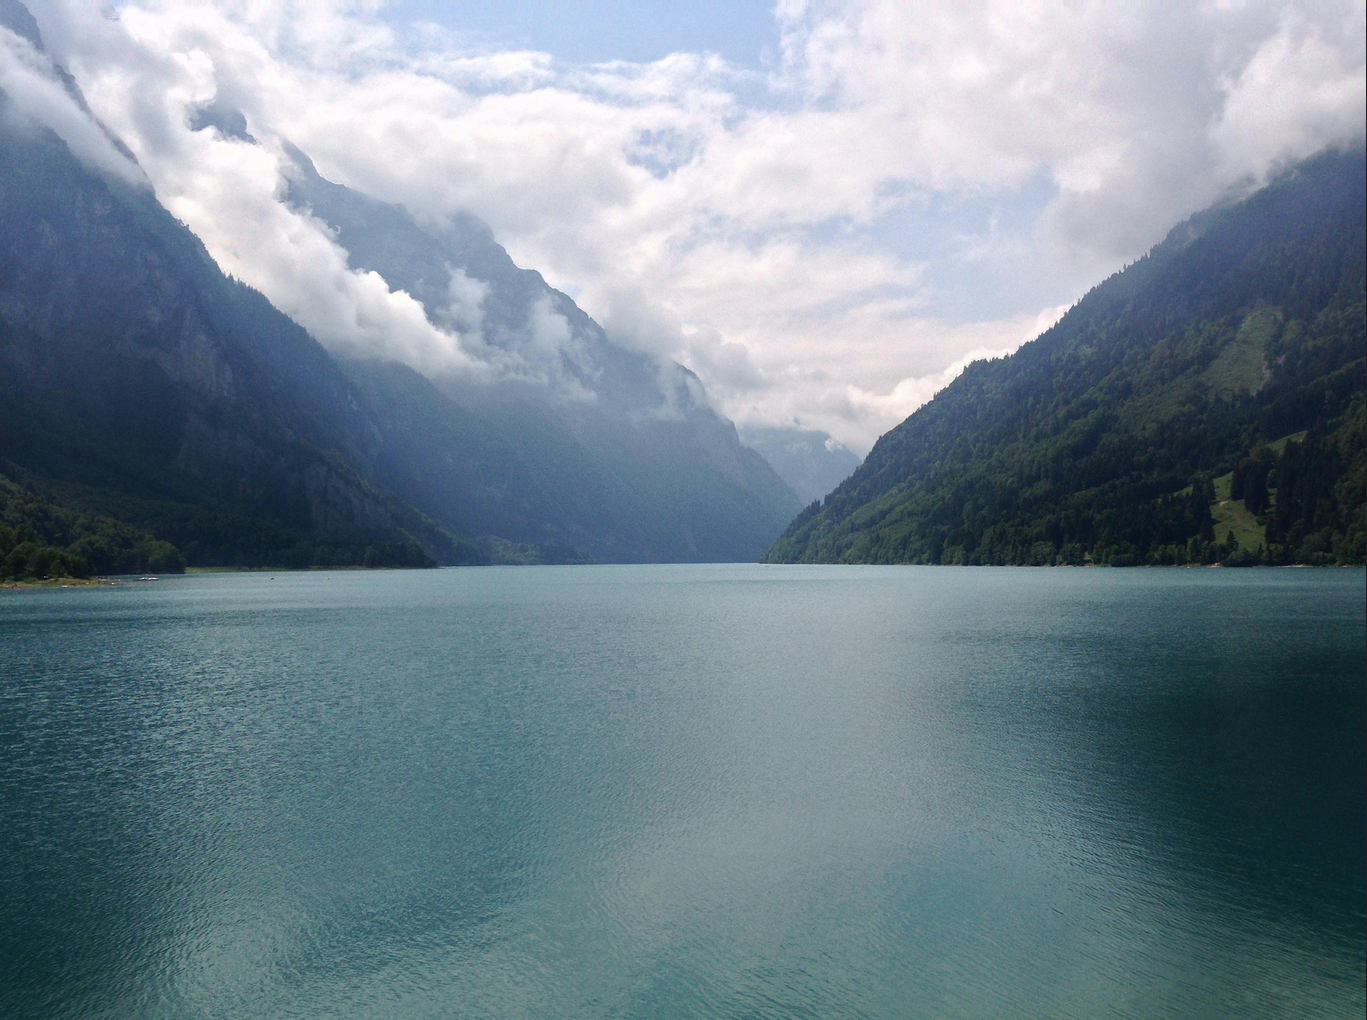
[2,566,1363,1019]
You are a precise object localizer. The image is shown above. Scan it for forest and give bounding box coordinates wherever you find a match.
[0,468,439,581]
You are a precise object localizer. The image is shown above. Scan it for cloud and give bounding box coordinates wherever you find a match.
[842,306,1073,447]
[724,303,1071,456]
[161,127,485,379]
[685,327,769,395]
[28,0,1367,448]
[438,267,487,340]
[0,22,145,186]
[1212,6,1367,177]
[524,296,598,397]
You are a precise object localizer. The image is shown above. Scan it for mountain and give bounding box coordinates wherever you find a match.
[764,147,1366,567]
[0,10,476,574]
[737,425,862,506]
[275,144,800,562]
[0,3,798,576]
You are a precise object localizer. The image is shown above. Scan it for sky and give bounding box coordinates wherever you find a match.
[11,0,1367,452]
[375,1,782,68]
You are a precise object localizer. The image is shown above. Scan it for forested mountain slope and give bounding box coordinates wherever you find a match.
[764,147,1365,566]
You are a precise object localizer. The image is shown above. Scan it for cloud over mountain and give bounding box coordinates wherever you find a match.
[27,0,1365,450]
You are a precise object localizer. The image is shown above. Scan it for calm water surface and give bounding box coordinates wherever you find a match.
[1,566,1363,1019]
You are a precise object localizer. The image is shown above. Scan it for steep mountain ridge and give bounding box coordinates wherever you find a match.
[276,142,800,561]
[764,147,1365,566]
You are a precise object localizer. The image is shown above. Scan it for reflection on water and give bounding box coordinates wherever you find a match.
[1,566,1363,1019]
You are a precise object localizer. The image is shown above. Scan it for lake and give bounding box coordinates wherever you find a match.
[1,565,1363,1018]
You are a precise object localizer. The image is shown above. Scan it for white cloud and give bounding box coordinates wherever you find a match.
[26,0,1367,449]
[439,267,487,340]
[1212,5,1367,177]
[0,23,145,186]
[724,303,1071,456]
[153,124,485,379]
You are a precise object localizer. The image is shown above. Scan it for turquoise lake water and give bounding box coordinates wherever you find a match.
[1,565,1363,1018]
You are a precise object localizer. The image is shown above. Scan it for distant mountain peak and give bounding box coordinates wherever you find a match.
[739,424,862,506]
